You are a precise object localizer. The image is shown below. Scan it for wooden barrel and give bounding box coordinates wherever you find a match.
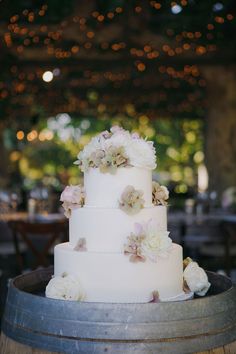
[1,267,236,354]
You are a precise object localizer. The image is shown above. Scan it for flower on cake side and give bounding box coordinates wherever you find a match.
[152,181,169,206]
[183,257,211,296]
[124,219,172,263]
[74,126,157,173]
[119,186,145,215]
[45,273,85,301]
[74,238,87,251]
[60,185,85,218]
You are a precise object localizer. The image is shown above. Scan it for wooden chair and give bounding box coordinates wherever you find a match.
[221,219,236,276]
[200,219,236,276]
[11,220,68,272]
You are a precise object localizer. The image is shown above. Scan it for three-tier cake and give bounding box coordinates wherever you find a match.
[46,127,210,303]
[46,126,209,303]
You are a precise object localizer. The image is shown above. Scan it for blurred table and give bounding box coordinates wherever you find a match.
[168,211,236,274]
[168,211,236,225]
[0,212,67,272]
[0,212,65,223]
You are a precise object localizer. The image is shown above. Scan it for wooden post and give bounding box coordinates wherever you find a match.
[203,66,236,197]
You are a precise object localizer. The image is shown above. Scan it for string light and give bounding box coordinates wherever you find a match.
[2,1,230,119]
[171,5,182,14]
[27,130,38,141]
[42,71,53,82]
[16,130,24,140]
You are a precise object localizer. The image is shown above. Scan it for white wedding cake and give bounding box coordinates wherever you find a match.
[46,126,210,303]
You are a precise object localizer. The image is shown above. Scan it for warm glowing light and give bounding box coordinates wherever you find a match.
[115,7,123,13]
[207,23,214,30]
[71,45,79,54]
[144,45,151,52]
[42,71,53,82]
[154,3,161,9]
[196,46,206,55]
[10,151,21,162]
[227,14,234,20]
[16,130,24,140]
[135,6,142,13]
[27,130,38,142]
[97,15,104,22]
[87,31,94,39]
[137,62,146,71]
[183,43,191,50]
[92,11,99,18]
[214,16,224,24]
[39,129,54,141]
[107,12,114,19]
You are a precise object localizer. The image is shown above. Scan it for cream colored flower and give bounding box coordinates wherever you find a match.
[152,181,169,206]
[119,185,144,214]
[124,232,146,263]
[89,149,105,168]
[99,146,129,174]
[60,185,85,218]
[183,261,211,296]
[45,273,85,301]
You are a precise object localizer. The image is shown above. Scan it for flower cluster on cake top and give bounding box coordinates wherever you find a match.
[124,219,172,263]
[60,185,85,218]
[75,126,157,173]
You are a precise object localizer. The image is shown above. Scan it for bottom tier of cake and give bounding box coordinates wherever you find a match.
[54,242,184,303]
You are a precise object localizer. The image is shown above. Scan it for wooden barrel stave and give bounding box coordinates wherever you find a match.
[1,267,236,354]
[1,333,236,354]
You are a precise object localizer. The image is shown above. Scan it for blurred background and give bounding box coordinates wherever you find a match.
[0,0,236,322]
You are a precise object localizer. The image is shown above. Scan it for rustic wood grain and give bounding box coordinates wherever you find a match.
[0,333,59,354]
[224,340,236,354]
[1,333,236,354]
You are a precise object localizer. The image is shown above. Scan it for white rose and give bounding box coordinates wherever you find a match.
[105,129,131,150]
[125,139,156,170]
[140,220,172,262]
[110,125,125,134]
[46,274,85,301]
[184,262,211,296]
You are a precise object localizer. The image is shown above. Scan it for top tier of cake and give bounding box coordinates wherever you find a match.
[74,126,157,208]
[84,166,152,208]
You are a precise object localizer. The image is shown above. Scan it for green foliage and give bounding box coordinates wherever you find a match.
[14,115,203,193]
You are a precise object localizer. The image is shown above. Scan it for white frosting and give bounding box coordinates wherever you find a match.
[84,167,152,207]
[54,242,184,303]
[69,206,167,252]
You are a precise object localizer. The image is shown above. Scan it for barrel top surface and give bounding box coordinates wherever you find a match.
[9,266,236,307]
[2,267,236,354]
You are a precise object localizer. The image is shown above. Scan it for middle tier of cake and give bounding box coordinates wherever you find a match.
[69,205,167,252]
